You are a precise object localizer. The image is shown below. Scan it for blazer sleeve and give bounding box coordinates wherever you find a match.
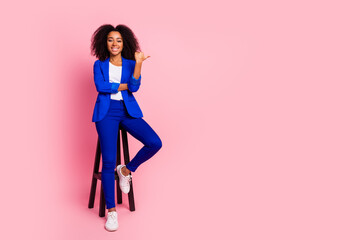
[93,60,120,93]
[127,61,141,93]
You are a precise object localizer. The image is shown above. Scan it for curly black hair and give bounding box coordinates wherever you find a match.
[90,24,141,61]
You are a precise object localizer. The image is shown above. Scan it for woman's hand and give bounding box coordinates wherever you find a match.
[135,51,150,63]
[117,83,128,91]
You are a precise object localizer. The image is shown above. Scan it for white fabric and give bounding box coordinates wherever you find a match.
[109,62,123,100]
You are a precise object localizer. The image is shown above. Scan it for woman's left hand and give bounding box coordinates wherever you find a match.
[135,51,150,63]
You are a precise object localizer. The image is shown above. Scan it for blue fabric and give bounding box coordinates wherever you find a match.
[92,56,143,122]
[96,99,162,209]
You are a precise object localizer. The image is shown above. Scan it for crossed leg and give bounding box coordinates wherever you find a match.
[120,117,162,172]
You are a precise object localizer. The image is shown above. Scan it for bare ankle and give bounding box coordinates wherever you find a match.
[108,207,116,212]
[121,166,130,176]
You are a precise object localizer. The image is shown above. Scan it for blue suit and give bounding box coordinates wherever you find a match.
[92,56,143,122]
[91,56,162,209]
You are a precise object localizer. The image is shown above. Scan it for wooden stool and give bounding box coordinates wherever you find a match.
[88,125,135,217]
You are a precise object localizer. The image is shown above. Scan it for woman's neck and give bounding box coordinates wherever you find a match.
[109,54,122,65]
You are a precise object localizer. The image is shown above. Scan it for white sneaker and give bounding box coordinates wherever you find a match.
[116,164,132,194]
[105,211,118,231]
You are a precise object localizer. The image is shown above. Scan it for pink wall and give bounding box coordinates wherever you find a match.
[1,0,360,239]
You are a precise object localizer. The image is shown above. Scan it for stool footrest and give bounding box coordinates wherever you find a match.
[93,172,119,181]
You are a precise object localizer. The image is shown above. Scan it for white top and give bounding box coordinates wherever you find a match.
[109,62,123,100]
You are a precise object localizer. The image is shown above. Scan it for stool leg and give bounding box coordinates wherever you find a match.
[116,131,122,204]
[99,183,106,217]
[88,138,101,209]
[121,129,136,211]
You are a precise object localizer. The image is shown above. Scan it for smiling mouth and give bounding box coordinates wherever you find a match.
[111,48,119,51]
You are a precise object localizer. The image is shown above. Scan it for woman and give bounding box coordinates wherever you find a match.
[90,24,162,232]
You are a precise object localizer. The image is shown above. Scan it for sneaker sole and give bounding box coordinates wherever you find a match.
[105,225,118,232]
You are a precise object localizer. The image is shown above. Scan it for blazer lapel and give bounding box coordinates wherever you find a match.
[104,58,110,82]
[101,56,128,84]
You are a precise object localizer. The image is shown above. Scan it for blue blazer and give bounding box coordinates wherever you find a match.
[92,56,143,122]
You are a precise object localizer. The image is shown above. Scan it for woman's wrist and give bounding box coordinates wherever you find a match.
[117,83,128,91]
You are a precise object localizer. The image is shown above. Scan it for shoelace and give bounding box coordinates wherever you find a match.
[125,174,132,182]
[120,174,132,186]
[107,212,117,223]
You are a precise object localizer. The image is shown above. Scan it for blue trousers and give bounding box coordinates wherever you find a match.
[95,99,162,209]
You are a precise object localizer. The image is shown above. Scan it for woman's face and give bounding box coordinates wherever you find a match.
[107,31,123,56]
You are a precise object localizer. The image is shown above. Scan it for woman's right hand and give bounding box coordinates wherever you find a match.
[117,83,128,91]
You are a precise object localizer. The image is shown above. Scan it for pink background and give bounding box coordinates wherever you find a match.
[1,0,360,239]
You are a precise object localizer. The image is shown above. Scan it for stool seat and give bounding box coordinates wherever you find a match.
[88,124,136,217]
